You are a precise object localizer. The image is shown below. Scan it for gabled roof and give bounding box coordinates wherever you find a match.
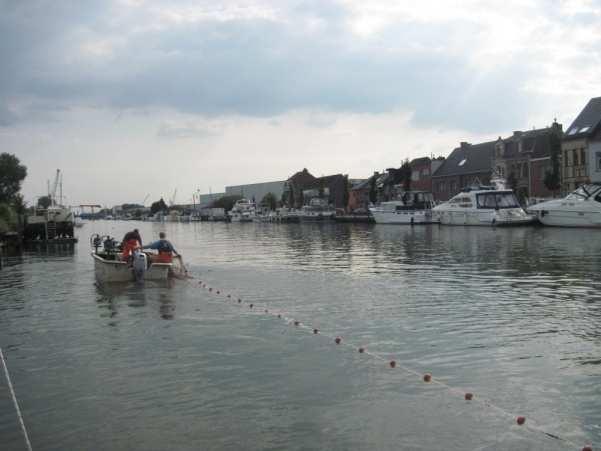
[409,157,431,166]
[564,97,601,140]
[432,141,495,178]
[501,127,558,159]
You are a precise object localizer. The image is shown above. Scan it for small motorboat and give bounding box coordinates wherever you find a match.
[90,234,183,283]
[370,191,438,225]
[433,182,535,226]
[527,183,601,227]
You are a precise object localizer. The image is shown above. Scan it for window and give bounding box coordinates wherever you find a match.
[568,127,579,135]
[597,152,601,172]
[476,192,519,209]
[581,148,586,167]
[522,163,528,178]
[580,126,590,133]
[458,159,467,166]
[450,181,458,193]
[574,149,580,166]
[564,151,570,167]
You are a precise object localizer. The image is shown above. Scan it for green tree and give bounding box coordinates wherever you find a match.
[211,195,242,212]
[0,203,18,233]
[507,172,517,190]
[544,132,561,194]
[261,192,277,211]
[150,198,168,215]
[369,174,378,203]
[0,153,27,204]
[38,195,52,209]
[400,159,412,192]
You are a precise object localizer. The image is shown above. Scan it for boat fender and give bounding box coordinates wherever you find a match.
[541,210,547,217]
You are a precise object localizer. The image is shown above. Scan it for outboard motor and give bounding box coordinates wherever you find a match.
[132,249,148,282]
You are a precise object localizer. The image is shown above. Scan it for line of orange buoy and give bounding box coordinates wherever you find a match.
[194,279,593,451]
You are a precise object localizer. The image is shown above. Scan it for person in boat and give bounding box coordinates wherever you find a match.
[142,231,179,263]
[121,229,143,261]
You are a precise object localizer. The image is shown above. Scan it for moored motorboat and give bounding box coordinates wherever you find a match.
[299,198,335,221]
[369,191,437,225]
[229,199,256,222]
[433,184,534,226]
[527,183,601,227]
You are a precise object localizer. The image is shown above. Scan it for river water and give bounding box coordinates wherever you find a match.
[1,220,600,450]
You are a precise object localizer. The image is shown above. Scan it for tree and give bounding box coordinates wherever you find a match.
[150,198,169,215]
[0,153,27,204]
[400,159,412,192]
[369,174,378,203]
[507,172,517,190]
[211,195,242,212]
[38,195,52,209]
[261,192,277,211]
[544,132,561,194]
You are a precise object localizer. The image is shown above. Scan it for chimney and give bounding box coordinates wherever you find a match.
[513,131,522,138]
[460,142,470,149]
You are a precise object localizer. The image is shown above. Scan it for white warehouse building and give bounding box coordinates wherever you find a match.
[225,180,286,204]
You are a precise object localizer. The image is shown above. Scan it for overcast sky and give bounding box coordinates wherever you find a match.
[1,0,600,206]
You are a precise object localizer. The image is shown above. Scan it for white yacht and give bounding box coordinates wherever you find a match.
[229,199,256,222]
[527,183,601,227]
[299,198,335,221]
[433,185,534,226]
[369,192,437,225]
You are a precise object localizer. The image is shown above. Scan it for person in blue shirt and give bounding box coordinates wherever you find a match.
[143,231,179,263]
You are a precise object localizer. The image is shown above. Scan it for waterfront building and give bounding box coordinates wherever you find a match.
[492,121,563,202]
[347,178,371,213]
[561,97,601,192]
[432,141,496,201]
[409,157,445,193]
[226,180,285,205]
[283,169,348,210]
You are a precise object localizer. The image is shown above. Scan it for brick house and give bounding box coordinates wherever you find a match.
[492,122,563,201]
[283,169,348,209]
[432,141,496,201]
[347,178,371,213]
[409,157,445,192]
[562,97,601,192]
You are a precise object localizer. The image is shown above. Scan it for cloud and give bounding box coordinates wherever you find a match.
[2,0,599,134]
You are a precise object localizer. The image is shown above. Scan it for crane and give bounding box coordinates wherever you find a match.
[47,169,61,207]
[142,194,150,206]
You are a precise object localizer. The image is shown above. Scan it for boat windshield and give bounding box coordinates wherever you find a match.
[476,192,520,209]
[566,184,601,200]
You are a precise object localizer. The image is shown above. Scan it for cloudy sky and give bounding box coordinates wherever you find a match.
[1,0,600,206]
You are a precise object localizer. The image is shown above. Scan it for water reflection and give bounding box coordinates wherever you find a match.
[95,280,177,321]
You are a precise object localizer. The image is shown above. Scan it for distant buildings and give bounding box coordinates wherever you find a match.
[562,97,601,191]
[225,180,285,204]
[283,169,348,210]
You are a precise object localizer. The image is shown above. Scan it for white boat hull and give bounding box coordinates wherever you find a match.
[532,209,601,228]
[435,209,534,226]
[92,253,171,282]
[370,210,437,224]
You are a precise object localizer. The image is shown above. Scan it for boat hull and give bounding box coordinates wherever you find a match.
[370,210,437,224]
[531,209,601,228]
[92,253,171,282]
[435,209,535,226]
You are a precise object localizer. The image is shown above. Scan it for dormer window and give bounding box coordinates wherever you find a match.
[568,127,579,135]
[580,126,590,133]
[458,159,467,167]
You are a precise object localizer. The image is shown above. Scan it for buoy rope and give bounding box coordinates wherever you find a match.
[194,278,593,451]
[0,347,33,451]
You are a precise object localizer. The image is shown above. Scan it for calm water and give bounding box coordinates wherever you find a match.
[1,220,600,450]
